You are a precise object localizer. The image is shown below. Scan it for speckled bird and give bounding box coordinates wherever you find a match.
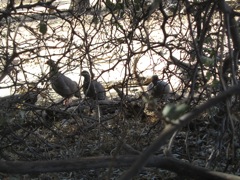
[46,60,80,105]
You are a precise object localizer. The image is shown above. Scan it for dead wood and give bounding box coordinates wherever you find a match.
[0,156,239,180]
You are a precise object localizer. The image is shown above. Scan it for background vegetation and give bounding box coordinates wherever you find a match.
[0,0,240,179]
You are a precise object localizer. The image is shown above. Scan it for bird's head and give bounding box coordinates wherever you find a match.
[46,60,56,66]
[81,70,90,77]
[46,60,59,73]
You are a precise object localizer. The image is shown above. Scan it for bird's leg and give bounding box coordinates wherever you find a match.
[63,98,73,106]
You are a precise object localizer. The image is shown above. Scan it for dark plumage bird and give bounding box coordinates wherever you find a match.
[147,75,170,99]
[23,90,39,105]
[46,60,80,105]
[81,70,106,100]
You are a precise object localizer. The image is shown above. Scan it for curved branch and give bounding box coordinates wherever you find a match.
[120,84,240,179]
[0,156,239,180]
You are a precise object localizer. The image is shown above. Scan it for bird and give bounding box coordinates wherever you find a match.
[22,89,40,105]
[81,70,106,100]
[143,75,170,112]
[147,75,170,99]
[46,60,80,105]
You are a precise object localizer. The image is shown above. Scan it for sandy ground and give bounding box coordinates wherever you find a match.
[0,0,183,98]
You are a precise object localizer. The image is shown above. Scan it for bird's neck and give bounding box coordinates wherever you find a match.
[83,76,91,84]
[153,80,159,86]
[49,66,59,76]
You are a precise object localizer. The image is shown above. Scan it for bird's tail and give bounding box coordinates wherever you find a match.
[74,90,81,99]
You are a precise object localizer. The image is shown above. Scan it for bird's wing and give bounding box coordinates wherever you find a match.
[92,81,106,100]
[51,73,78,97]
[147,83,154,91]
[157,81,170,93]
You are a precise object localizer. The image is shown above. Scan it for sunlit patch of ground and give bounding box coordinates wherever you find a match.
[0,0,184,98]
